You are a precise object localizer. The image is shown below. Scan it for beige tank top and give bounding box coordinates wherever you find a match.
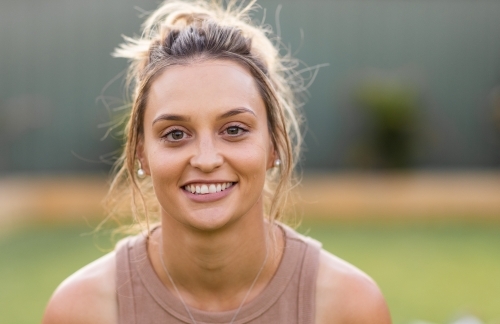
[115,224,322,324]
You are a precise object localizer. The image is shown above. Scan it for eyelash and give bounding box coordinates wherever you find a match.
[222,124,249,136]
[162,127,188,142]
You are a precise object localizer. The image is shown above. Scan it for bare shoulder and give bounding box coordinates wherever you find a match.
[42,251,117,324]
[315,249,392,324]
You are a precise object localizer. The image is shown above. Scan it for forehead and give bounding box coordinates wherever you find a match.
[146,59,265,119]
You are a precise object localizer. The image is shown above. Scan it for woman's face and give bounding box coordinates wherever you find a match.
[139,60,275,231]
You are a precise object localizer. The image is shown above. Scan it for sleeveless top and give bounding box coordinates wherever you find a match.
[115,225,322,324]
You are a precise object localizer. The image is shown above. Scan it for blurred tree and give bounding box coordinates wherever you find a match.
[350,73,421,169]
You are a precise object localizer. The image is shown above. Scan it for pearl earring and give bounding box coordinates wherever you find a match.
[137,161,146,179]
[274,159,282,168]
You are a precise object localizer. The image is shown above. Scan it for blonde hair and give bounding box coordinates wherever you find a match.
[105,0,304,234]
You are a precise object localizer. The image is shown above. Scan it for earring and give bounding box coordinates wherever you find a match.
[137,161,146,179]
[273,159,282,168]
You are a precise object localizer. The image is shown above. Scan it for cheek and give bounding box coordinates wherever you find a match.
[147,148,185,193]
[227,140,269,182]
[246,132,272,169]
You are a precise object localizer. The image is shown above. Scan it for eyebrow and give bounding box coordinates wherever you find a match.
[152,107,256,126]
[217,107,256,120]
[152,114,190,125]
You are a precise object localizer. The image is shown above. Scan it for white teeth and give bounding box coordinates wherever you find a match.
[185,182,235,195]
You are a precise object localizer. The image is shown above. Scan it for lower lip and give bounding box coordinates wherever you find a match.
[182,183,236,203]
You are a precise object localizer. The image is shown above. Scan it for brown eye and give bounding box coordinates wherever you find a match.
[226,126,241,135]
[166,129,185,141]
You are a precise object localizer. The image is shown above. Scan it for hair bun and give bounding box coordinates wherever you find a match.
[168,11,212,28]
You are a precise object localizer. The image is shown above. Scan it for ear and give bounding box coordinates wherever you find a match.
[136,137,151,175]
[266,139,277,170]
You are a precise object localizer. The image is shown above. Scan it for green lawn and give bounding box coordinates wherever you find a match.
[298,219,500,324]
[1,219,499,324]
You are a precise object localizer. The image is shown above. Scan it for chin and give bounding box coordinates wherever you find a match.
[176,207,241,232]
[188,217,236,233]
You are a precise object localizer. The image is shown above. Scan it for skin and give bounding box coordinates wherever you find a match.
[42,60,391,324]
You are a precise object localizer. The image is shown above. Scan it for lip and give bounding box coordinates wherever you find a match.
[183,182,237,203]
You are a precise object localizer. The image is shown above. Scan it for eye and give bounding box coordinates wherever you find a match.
[223,124,248,137]
[164,129,187,141]
[226,126,242,135]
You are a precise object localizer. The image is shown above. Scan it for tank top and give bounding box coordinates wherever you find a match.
[115,224,322,324]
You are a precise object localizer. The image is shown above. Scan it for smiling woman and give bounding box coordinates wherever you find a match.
[141,61,273,231]
[42,1,391,323]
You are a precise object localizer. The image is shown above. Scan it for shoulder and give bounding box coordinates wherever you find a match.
[315,249,392,324]
[42,251,118,324]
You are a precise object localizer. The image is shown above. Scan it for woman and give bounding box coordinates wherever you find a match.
[43,1,391,323]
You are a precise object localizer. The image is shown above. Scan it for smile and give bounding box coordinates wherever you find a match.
[183,182,236,195]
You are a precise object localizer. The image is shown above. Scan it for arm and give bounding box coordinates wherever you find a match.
[315,250,392,324]
[42,252,117,324]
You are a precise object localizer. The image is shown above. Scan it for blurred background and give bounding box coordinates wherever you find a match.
[1,0,499,323]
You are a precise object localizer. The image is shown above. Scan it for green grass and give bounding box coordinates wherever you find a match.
[298,219,500,324]
[0,222,117,324]
[1,219,499,324]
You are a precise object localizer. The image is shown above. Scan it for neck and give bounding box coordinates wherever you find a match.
[148,211,284,311]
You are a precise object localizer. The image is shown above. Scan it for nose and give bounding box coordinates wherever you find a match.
[189,136,223,172]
